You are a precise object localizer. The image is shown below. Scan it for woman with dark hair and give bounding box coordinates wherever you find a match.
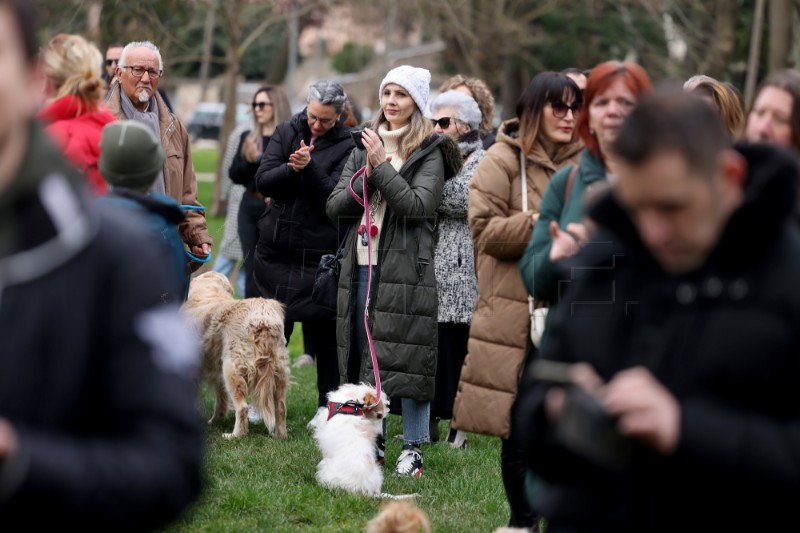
[520,60,653,305]
[253,80,355,412]
[745,69,800,153]
[229,84,292,297]
[451,71,583,529]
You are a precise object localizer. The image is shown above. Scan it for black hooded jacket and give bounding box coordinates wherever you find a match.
[253,110,354,321]
[517,144,800,532]
[0,123,202,530]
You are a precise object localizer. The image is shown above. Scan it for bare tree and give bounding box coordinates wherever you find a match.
[769,0,793,71]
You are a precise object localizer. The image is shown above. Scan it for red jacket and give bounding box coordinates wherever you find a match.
[37,95,116,195]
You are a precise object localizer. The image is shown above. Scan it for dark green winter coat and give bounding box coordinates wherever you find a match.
[326,134,462,401]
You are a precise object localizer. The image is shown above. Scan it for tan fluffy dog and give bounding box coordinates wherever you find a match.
[183,271,290,439]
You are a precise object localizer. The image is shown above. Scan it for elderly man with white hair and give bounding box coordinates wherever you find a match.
[105,41,212,282]
[427,89,485,449]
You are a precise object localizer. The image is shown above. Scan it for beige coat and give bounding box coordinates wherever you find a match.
[451,118,580,439]
[106,83,212,251]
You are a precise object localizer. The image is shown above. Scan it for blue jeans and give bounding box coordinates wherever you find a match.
[352,266,430,447]
[212,254,245,296]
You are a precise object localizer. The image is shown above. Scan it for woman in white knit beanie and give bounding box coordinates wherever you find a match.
[327,65,463,478]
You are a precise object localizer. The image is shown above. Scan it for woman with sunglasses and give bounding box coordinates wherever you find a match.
[228,85,291,297]
[519,61,653,305]
[427,90,485,448]
[253,80,355,412]
[451,71,582,530]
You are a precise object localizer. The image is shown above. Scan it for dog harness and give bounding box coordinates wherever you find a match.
[326,401,366,421]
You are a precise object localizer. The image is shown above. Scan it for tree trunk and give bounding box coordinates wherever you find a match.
[697,0,738,79]
[199,0,218,102]
[212,0,244,218]
[745,0,767,107]
[86,0,102,45]
[769,0,793,71]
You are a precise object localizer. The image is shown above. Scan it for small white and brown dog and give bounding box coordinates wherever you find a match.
[312,383,389,496]
[182,271,290,440]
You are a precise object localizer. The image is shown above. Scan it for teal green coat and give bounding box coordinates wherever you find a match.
[519,149,607,303]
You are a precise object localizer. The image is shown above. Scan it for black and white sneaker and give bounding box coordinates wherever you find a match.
[445,427,467,450]
[395,444,423,478]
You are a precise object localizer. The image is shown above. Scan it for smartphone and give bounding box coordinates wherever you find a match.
[529,359,574,386]
[351,129,365,150]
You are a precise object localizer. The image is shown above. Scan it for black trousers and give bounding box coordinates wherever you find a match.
[285,319,338,407]
[431,322,470,419]
[502,344,540,529]
[237,192,265,298]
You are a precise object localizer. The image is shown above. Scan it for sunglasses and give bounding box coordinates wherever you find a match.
[105,59,118,67]
[550,101,582,118]
[430,117,457,129]
[252,102,273,110]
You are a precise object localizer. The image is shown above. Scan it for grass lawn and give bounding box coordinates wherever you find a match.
[193,148,219,174]
[164,327,509,533]
[183,159,512,532]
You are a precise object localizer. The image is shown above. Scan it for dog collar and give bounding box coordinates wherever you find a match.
[327,401,365,421]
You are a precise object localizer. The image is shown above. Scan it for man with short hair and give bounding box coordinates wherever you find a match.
[105,40,211,264]
[518,91,800,532]
[0,0,202,528]
[103,42,122,85]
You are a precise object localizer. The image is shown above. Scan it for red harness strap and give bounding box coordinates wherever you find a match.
[327,401,366,421]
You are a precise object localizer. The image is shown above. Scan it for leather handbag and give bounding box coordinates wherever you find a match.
[311,247,343,312]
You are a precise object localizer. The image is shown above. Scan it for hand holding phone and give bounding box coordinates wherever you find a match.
[351,129,365,150]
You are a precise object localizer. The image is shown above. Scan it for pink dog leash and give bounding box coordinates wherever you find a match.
[347,166,382,408]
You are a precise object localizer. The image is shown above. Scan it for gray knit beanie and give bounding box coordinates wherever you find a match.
[99,120,166,192]
[379,65,431,114]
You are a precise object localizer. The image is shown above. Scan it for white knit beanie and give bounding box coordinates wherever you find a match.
[378,65,431,114]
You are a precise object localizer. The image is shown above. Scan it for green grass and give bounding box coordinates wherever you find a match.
[196,181,225,250]
[193,148,219,174]
[184,158,511,532]
[164,327,509,533]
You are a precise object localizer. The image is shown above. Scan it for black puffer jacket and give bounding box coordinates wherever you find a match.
[326,134,462,401]
[0,123,202,530]
[253,110,354,321]
[517,144,800,533]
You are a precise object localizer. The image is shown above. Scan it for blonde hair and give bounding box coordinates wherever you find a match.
[41,34,104,109]
[365,501,431,533]
[374,107,435,160]
[439,74,496,137]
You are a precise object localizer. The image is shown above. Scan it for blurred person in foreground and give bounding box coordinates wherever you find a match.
[517,90,800,532]
[105,39,211,268]
[0,1,203,528]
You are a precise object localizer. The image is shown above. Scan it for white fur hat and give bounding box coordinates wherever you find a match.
[379,65,431,113]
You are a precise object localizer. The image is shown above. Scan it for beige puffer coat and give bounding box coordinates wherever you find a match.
[451,118,580,439]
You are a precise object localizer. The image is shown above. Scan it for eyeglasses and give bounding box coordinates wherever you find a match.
[550,101,581,118]
[307,111,336,127]
[430,117,458,129]
[252,102,273,111]
[120,66,162,79]
[105,58,119,67]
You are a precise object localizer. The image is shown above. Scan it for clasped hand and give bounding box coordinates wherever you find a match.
[289,140,315,172]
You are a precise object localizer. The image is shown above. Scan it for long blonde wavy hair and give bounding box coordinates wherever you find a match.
[373,106,435,161]
[40,34,105,110]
